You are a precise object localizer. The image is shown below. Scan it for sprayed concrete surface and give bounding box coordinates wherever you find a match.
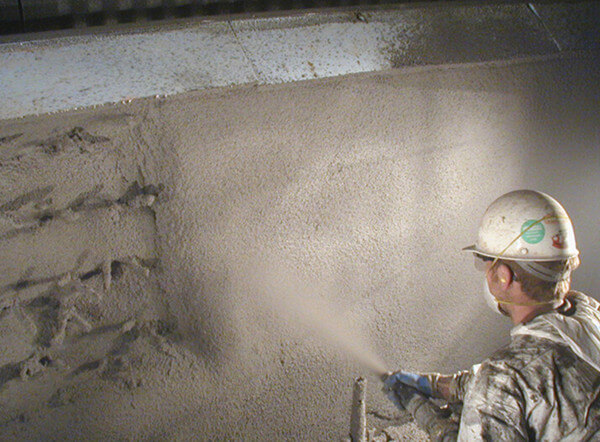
[1,51,600,440]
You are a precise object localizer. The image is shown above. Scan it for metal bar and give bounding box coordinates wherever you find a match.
[350,377,367,442]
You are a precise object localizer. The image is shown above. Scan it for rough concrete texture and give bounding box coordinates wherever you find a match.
[2,1,599,120]
[1,50,600,440]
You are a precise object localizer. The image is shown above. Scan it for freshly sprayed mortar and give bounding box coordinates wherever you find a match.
[0,51,599,440]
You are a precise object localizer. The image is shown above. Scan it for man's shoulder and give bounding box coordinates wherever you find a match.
[569,290,594,300]
[481,334,567,374]
[568,290,600,312]
[471,292,600,386]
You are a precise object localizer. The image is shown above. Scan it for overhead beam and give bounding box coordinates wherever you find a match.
[0,1,598,120]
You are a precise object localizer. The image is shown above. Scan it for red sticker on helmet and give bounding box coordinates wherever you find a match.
[552,231,566,249]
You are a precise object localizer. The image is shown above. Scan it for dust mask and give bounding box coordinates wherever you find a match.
[483,278,503,316]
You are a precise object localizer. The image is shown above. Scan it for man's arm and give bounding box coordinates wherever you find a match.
[431,367,477,403]
[384,366,477,403]
[457,362,528,441]
[384,362,529,441]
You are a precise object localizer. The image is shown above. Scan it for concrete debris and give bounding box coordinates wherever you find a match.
[50,304,93,347]
[0,179,163,241]
[368,429,389,442]
[0,133,23,144]
[27,127,110,156]
[67,185,105,212]
[118,181,163,208]
[19,352,52,380]
[14,268,100,347]
[367,410,397,422]
[122,256,152,277]
[57,208,80,222]
[56,272,73,288]
[102,260,112,294]
[66,127,109,147]
[2,253,154,310]
[48,386,76,407]
[120,318,137,333]
[0,186,54,213]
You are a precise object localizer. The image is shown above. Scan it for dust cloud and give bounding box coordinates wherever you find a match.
[236,256,388,377]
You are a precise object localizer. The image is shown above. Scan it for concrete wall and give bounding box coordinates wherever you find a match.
[0,51,599,439]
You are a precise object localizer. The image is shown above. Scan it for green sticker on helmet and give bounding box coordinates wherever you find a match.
[521,220,545,244]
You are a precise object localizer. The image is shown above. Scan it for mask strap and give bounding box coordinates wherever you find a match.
[495,298,560,307]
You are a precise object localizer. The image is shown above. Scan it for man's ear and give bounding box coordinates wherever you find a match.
[497,264,513,289]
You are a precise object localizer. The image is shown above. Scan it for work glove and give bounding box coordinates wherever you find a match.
[382,370,433,397]
[382,374,425,411]
[383,374,458,442]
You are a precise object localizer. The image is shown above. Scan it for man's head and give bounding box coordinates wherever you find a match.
[477,254,580,303]
[466,190,580,322]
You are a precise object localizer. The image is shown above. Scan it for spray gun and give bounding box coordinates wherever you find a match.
[379,371,459,441]
[349,372,440,442]
[348,371,424,440]
[346,357,456,440]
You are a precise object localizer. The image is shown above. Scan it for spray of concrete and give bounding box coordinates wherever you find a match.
[239,257,388,377]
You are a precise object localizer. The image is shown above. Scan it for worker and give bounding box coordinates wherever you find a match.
[383,189,600,441]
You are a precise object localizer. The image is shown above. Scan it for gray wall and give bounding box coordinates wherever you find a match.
[0,51,599,439]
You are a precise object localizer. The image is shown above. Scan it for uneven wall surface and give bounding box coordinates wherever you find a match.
[1,51,599,440]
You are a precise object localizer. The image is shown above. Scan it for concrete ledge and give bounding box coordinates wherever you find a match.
[0,1,598,120]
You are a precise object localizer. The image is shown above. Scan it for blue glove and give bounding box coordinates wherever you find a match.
[383,372,459,439]
[383,370,433,397]
[383,376,424,411]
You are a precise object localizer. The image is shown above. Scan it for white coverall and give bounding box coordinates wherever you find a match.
[451,291,600,440]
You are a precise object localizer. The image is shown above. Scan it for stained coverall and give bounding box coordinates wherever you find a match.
[389,291,600,440]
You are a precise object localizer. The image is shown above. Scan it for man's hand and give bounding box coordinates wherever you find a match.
[383,375,459,441]
[382,370,433,397]
[383,379,425,410]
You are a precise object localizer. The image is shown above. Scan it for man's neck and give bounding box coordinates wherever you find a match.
[510,303,556,325]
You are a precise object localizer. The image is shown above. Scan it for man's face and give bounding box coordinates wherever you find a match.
[475,256,510,316]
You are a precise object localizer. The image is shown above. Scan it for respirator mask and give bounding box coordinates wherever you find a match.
[475,256,506,316]
[476,256,562,315]
[483,278,505,316]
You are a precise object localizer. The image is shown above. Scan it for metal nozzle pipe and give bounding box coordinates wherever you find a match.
[350,377,367,442]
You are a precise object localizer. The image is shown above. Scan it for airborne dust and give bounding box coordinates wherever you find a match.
[236,257,388,377]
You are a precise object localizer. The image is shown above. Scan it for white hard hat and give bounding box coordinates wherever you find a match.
[464,190,578,262]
